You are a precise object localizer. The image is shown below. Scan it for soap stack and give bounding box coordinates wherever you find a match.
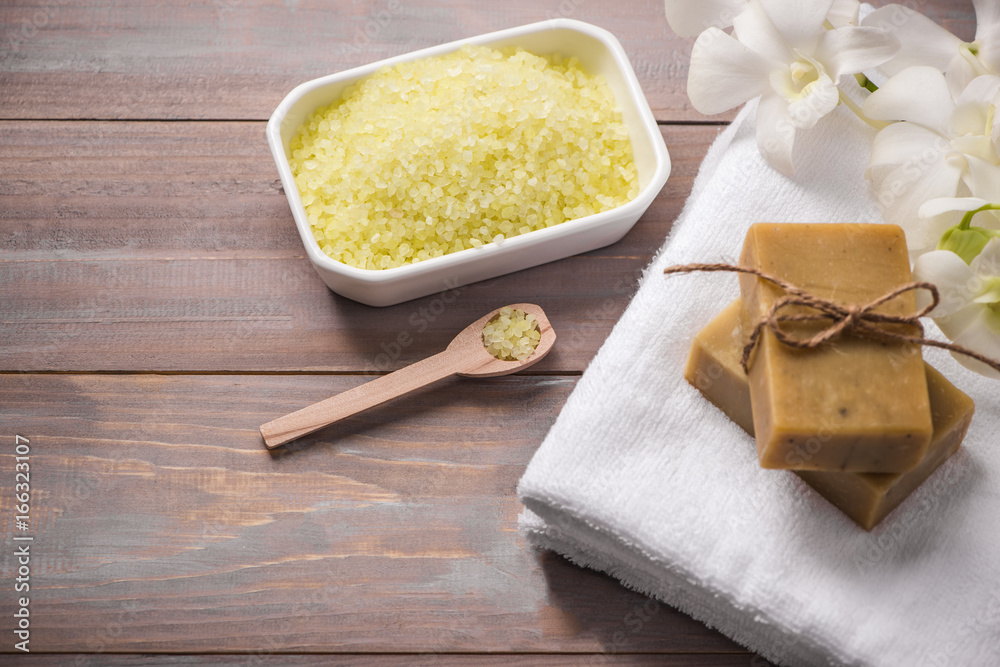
[685,223,976,530]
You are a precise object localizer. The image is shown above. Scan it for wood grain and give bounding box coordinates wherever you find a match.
[0,0,701,123]
[0,373,745,655]
[0,124,716,373]
[0,0,979,661]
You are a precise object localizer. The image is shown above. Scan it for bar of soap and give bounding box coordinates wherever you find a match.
[738,223,934,472]
[685,299,975,530]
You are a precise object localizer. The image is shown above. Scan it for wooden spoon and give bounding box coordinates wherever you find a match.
[260,303,556,449]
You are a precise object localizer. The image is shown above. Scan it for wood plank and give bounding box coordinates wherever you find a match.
[0,124,718,373]
[0,373,746,655]
[0,0,701,123]
[0,253,649,372]
[10,655,754,665]
[0,0,974,123]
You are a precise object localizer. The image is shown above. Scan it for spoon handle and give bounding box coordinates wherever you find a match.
[260,349,463,449]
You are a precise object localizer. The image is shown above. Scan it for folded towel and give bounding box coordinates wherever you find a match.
[517,97,1000,666]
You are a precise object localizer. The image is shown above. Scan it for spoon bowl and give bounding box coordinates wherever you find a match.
[452,303,556,377]
[260,303,556,448]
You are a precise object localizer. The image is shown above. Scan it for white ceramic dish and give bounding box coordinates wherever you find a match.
[266,18,671,307]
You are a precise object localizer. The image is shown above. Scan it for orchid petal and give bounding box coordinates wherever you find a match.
[827,0,860,27]
[863,66,953,134]
[862,5,962,75]
[758,0,834,50]
[950,134,998,164]
[755,93,796,175]
[973,284,1000,304]
[732,0,793,64]
[956,73,1000,106]
[973,0,1000,41]
[945,54,987,100]
[994,112,1000,154]
[664,0,747,37]
[965,156,1000,203]
[867,120,949,180]
[970,238,1000,277]
[934,306,979,342]
[918,197,990,219]
[950,75,1000,139]
[940,307,1000,379]
[913,249,977,317]
[687,28,772,115]
[973,0,1000,72]
[981,49,1000,81]
[815,26,900,81]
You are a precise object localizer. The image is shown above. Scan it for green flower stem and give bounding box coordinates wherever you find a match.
[959,204,1000,230]
[854,73,879,93]
[838,89,889,130]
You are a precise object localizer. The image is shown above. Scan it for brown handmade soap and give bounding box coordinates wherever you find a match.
[738,223,934,472]
[685,299,975,530]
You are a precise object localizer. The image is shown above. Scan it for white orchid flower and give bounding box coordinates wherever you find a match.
[863,1,1000,97]
[686,0,898,174]
[664,0,860,37]
[864,71,1000,252]
[913,238,1000,379]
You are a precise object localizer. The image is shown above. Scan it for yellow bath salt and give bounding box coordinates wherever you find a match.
[483,307,541,361]
[289,45,639,270]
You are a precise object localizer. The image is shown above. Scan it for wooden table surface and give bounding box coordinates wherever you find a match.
[1,1,975,664]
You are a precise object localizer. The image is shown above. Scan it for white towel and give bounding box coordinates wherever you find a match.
[517,97,1000,667]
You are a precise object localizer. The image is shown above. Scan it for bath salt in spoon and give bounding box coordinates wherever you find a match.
[260,303,555,449]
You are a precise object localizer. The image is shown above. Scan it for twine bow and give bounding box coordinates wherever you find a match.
[663,262,1000,375]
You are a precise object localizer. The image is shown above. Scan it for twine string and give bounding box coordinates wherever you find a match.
[663,262,1000,375]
